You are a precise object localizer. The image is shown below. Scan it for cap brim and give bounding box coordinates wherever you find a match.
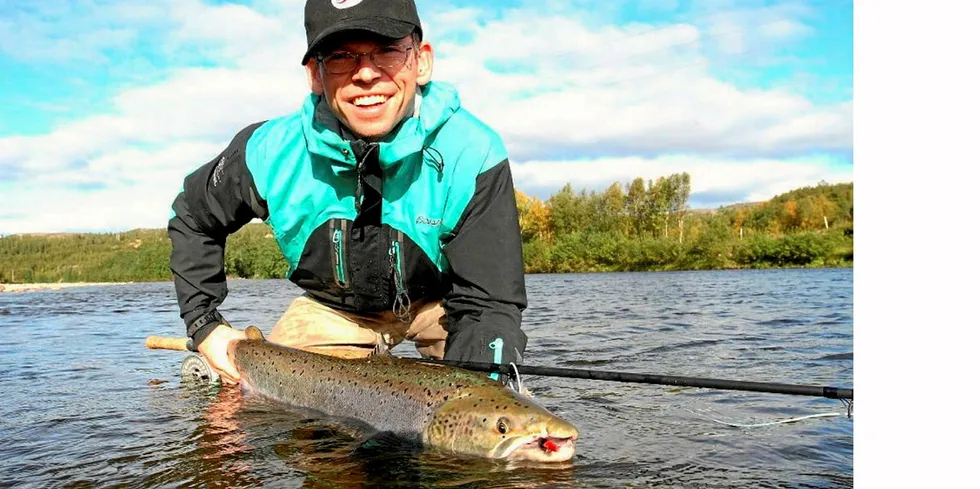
[301,17,417,65]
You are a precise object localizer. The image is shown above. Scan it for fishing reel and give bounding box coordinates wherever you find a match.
[180,354,221,384]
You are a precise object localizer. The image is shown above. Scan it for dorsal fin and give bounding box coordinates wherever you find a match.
[244,325,266,341]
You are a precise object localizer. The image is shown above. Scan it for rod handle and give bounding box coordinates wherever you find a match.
[145,335,191,352]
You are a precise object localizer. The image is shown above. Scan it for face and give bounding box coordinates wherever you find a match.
[306,33,434,141]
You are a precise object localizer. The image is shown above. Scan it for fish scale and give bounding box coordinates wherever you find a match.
[235,342,475,438]
[228,326,579,461]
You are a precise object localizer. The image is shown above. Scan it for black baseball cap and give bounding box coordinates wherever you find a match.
[302,0,423,65]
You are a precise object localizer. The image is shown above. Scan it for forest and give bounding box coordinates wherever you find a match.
[0,176,852,284]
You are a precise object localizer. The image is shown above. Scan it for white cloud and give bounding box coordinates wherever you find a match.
[707,16,748,55]
[698,2,815,58]
[0,2,152,63]
[423,8,848,160]
[0,0,851,234]
[760,18,812,39]
[1,182,182,234]
[511,154,852,207]
[0,140,226,234]
[0,66,307,180]
[164,0,305,69]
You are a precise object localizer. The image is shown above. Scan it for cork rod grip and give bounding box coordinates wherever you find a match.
[145,336,191,352]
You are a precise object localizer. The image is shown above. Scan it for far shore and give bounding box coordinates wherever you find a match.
[0,282,134,294]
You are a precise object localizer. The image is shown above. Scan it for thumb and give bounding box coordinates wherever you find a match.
[198,325,247,384]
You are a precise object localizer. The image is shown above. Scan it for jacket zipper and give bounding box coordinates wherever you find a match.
[389,230,412,323]
[332,221,350,290]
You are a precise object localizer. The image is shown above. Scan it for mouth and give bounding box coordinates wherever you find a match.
[537,436,574,453]
[350,94,390,108]
[497,435,577,462]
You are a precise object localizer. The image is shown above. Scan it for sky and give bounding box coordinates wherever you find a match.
[0,0,853,234]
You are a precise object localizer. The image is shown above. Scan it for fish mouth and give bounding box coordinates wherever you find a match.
[494,434,577,462]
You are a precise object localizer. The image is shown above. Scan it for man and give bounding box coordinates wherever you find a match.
[168,0,527,385]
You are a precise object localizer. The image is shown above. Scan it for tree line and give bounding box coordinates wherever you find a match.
[515,175,852,272]
[0,176,852,284]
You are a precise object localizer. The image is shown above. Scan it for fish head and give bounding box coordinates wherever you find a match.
[425,386,578,462]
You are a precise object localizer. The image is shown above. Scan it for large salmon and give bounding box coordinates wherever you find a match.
[229,326,578,462]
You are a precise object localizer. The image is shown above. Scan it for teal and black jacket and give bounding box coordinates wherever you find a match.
[168,81,527,366]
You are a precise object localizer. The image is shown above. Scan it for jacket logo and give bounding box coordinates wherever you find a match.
[416,216,442,227]
[212,156,226,187]
[332,0,363,9]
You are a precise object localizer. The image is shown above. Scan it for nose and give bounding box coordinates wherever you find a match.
[352,55,382,83]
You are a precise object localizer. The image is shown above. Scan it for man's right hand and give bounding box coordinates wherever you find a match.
[197,324,248,385]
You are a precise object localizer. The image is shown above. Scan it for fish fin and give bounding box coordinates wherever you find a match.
[244,325,266,341]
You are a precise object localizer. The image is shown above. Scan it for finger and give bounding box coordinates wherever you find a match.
[202,355,240,384]
[211,364,240,385]
[220,358,241,379]
[222,369,241,383]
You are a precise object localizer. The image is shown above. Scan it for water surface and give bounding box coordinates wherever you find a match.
[0,268,853,488]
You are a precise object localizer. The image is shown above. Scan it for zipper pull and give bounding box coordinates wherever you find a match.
[393,291,411,323]
[332,228,347,288]
[488,338,504,381]
[389,239,412,323]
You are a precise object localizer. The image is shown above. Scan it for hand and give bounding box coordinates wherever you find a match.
[197,324,248,385]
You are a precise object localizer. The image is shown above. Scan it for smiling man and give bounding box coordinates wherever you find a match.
[168,0,528,385]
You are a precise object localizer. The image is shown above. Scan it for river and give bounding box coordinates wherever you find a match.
[0,268,853,488]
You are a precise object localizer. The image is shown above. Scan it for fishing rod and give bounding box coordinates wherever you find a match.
[413,358,854,401]
[145,335,853,401]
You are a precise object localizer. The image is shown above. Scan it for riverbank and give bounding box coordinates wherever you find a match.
[0,282,133,294]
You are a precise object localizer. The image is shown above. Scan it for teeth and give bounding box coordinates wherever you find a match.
[353,95,387,106]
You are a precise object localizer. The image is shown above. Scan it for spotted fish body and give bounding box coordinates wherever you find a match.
[229,326,578,461]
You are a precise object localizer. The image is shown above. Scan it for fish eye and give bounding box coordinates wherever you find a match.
[496,417,510,434]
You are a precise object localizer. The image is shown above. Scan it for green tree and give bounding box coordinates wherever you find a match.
[548,184,590,235]
[599,182,628,235]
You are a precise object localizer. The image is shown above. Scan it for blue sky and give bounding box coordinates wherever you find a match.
[0,0,852,234]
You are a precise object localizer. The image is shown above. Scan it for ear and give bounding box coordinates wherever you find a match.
[305,59,324,95]
[415,40,434,85]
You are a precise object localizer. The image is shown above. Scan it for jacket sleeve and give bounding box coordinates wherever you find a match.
[168,122,268,349]
[441,158,528,367]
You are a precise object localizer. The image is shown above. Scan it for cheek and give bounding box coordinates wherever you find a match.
[325,81,344,101]
[323,83,349,115]
[394,74,418,103]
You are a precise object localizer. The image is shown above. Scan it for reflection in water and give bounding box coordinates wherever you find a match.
[283,435,579,489]
[196,385,257,486]
[154,383,264,488]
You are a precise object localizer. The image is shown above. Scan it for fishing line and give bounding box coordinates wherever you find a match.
[683,408,847,429]
[508,362,526,396]
[839,398,853,417]
[503,360,853,427]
